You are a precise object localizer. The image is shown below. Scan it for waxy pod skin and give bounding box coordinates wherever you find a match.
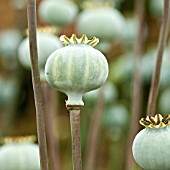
[45,34,109,106]
[132,114,170,170]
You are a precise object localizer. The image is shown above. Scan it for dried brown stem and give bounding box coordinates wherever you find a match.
[84,87,104,170]
[125,0,146,170]
[42,82,60,170]
[147,0,170,116]
[26,0,48,169]
[67,106,82,170]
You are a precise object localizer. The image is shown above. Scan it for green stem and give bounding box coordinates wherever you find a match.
[147,0,170,116]
[67,106,82,170]
[26,0,48,169]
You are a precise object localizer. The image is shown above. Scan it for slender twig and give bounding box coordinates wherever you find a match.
[67,106,82,170]
[42,82,60,170]
[84,87,104,170]
[147,0,170,116]
[125,0,146,170]
[26,0,48,169]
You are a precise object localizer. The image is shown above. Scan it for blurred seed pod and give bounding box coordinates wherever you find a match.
[0,136,40,170]
[76,3,126,42]
[84,81,118,107]
[102,104,129,141]
[0,77,19,110]
[121,17,147,48]
[18,31,62,72]
[140,48,170,86]
[0,30,22,69]
[109,52,133,84]
[38,0,78,27]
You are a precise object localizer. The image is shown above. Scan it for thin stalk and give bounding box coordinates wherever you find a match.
[26,0,48,169]
[147,0,170,116]
[84,87,104,170]
[42,82,60,170]
[125,0,146,170]
[67,106,82,170]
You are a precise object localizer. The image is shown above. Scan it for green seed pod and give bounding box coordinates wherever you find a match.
[18,31,62,70]
[140,48,170,86]
[38,0,78,27]
[0,77,19,109]
[45,34,109,106]
[76,2,125,41]
[84,81,118,106]
[132,114,170,170]
[0,29,22,69]
[102,104,129,141]
[0,136,40,170]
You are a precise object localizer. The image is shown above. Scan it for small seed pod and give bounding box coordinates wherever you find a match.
[18,30,62,75]
[0,136,40,170]
[84,81,118,106]
[45,34,109,106]
[0,29,22,69]
[76,1,125,41]
[38,0,78,27]
[132,114,170,170]
[102,104,129,141]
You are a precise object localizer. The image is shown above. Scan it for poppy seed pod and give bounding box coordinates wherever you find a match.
[45,34,109,106]
[38,0,78,27]
[76,1,125,41]
[0,136,40,170]
[18,31,62,70]
[132,114,170,170]
[0,29,22,69]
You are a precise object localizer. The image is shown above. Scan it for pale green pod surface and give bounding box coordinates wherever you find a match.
[0,30,22,59]
[84,81,118,106]
[102,104,129,141]
[77,8,125,41]
[45,36,109,106]
[38,0,78,27]
[109,52,134,84]
[133,127,170,170]
[0,142,40,170]
[0,30,22,58]
[18,32,62,69]
[0,77,19,108]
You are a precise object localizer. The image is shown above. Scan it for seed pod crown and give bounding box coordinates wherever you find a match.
[140,114,170,128]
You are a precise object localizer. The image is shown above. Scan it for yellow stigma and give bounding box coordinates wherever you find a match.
[140,114,170,128]
[1,135,37,144]
[60,34,99,47]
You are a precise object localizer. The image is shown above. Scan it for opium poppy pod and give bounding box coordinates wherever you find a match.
[45,34,109,106]
[38,0,78,27]
[76,1,125,41]
[18,30,62,70]
[132,114,170,170]
[0,136,40,170]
